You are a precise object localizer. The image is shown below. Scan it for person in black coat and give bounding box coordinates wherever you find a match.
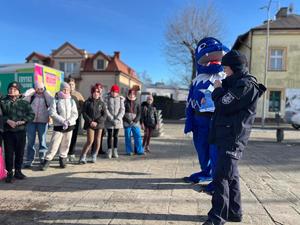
[141,95,158,152]
[79,83,107,164]
[203,50,266,225]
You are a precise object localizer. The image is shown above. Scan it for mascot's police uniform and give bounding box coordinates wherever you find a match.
[184,37,229,192]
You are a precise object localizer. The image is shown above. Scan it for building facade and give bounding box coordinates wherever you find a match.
[233,7,300,120]
[142,82,189,102]
[26,42,141,98]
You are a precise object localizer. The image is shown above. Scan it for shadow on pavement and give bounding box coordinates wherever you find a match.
[0,210,207,224]
[0,172,191,192]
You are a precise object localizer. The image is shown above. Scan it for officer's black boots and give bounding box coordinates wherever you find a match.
[228,215,243,222]
[202,220,214,225]
[5,171,14,183]
[14,170,26,179]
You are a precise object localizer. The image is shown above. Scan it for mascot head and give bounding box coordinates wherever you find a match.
[195,37,229,75]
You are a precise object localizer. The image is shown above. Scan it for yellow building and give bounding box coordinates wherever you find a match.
[233,7,300,120]
[26,42,141,98]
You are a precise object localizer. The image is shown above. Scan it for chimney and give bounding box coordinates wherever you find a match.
[276,7,288,19]
[114,51,120,59]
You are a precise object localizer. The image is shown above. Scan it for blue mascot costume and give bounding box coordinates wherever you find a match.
[184,37,229,192]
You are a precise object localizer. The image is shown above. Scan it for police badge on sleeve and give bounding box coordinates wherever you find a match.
[222,92,235,104]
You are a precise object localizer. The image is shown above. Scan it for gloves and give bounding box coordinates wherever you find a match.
[63,121,69,130]
[24,88,35,97]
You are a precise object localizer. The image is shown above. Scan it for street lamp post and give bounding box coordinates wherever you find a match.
[261,0,272,128]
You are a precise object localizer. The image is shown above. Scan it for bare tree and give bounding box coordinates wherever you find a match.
[138,70,153,86]
[164,0,225,83]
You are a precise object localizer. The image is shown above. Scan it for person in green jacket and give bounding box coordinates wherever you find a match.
[1,81,35,183]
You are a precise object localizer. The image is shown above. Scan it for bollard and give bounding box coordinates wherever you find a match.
[152,110,164,137]
[275,112,284,142]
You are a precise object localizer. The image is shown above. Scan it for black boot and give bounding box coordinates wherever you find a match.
[59,157,67,168]
[14,170,26,179]
[41,160,50,171]
[5,171,14,183]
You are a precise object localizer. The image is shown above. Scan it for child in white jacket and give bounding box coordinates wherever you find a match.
[41,82,78,170]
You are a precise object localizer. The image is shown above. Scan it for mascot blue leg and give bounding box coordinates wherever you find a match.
[187,115,213,183]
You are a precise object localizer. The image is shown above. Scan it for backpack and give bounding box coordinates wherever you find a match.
[30,95,49,108]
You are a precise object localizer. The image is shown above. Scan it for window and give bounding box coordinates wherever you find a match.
[59,62,65,71]
[269,91,281,112]
[96,59,105,70]
[32,59,40,63]
[269,48,286,71]
[59,62,78,75]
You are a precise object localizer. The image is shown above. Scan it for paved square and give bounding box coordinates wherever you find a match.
[0,124,299,224]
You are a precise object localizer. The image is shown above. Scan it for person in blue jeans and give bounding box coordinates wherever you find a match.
[123,89,144,155]
[23,82,53,167]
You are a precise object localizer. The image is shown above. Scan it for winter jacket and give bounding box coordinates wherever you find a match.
[1,95,35,132]
[105,94,125,129]
[141,102,158,128]
[123,98,141,127]
[71,90,85,115]
[23,88,53,123]
[209,71,266,159]
[82,97,107,130]
[49,95,78,131]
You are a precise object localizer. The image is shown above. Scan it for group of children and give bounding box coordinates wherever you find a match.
[0,79,158,183]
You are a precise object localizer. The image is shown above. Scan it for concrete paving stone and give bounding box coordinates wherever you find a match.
[1,124,300,224]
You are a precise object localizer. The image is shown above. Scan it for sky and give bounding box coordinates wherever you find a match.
[1,0,300,83]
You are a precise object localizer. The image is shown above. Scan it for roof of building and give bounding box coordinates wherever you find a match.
[25,52,53,67]
[233,7,300,49]
[25,42,138,80]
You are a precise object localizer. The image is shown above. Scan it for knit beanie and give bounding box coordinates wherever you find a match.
[60,82,70,91]
[110,84,120,93]
[34,81,45,90]
[7,81,22,92]
[221,50,247,72]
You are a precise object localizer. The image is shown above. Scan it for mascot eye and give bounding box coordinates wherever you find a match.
[198,43,207,52]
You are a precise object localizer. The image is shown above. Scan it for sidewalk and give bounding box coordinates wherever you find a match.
[0,124,299,224]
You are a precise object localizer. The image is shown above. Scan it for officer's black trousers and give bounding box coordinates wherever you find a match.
[3,130,26,172]
[208,151,242,225]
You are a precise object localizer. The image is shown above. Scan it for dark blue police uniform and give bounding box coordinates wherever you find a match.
[204,50,266,225]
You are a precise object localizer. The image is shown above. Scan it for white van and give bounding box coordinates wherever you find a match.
[285,89,300,129]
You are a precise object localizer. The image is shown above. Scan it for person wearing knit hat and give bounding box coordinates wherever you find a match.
[140,95,158,153]
[41,81,78,171]
[104,84,125,159]
[221,50,248,73]
[203,50,266,225]
[60,82,70,91]
[34,81,45,90]
[23,81,53,168]
[1,81,35,183]
[7,81,22,94]
[110,84,120,93]
[123,88,144,155]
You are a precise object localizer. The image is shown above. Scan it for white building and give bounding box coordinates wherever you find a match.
[143,82,188,102]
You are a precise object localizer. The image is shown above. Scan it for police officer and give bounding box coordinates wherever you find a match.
[203,50,266,225]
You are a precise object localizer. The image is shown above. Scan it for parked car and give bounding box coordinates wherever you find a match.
[285,89,300,129]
